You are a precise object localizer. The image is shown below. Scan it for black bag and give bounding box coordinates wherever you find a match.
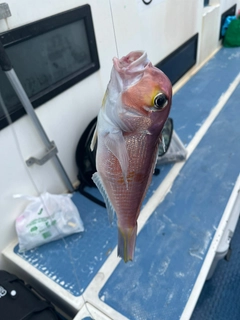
[75,117,97,189]
[75,117,106,208]
[0,270,62,320]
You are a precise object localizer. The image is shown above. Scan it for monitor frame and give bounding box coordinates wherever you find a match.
[0,4,100,130]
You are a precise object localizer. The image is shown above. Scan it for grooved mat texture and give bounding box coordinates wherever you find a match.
[191,219,240,320]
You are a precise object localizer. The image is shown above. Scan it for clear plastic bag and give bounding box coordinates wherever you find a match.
[15,192,84,252]
[157,130,187,165]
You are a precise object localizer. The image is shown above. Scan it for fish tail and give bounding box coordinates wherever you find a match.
[117,224,137,263]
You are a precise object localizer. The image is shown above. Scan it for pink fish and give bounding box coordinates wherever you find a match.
[91,51,172,262]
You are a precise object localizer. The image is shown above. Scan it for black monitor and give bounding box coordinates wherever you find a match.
[0,4,100,130]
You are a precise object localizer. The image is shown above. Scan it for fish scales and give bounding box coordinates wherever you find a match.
[91,51,172,262]
[107,133,154,224]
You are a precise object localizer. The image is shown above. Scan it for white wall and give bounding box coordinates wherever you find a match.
[199,0,239,63]
[221,0,239,11]
[0,0,240,268]
[0,0,118,268]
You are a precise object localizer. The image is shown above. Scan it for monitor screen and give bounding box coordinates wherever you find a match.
[0,5,100,129]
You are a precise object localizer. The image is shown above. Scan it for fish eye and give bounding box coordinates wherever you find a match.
[153,92,168,110]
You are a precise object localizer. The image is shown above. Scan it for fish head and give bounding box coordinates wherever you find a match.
[113,51,172,135]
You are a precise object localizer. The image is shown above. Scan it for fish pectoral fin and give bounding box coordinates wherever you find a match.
[90,127,98,151]
[92,172,115,224]
[104,131,129,187]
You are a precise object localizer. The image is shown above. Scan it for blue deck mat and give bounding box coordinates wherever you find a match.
[171,48,240,146]
[13,48,240,299]
[191,218,240,320]
[99,84,240,319]
[13,164,172,296]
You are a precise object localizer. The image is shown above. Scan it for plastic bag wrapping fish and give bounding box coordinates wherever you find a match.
[91,51,172,262]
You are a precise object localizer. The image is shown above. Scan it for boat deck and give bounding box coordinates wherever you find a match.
[192,216,240,320]
[2,47,240,320]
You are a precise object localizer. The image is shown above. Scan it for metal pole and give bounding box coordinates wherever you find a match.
[6,70,54,147]
[0,42,74,192]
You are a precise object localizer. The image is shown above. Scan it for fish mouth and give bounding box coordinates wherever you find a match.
[113,51,152,95]
[113,51,149,74]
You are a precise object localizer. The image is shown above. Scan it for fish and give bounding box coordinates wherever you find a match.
[91,51,172,262]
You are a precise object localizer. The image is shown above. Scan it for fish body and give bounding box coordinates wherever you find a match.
[91,51,172,262]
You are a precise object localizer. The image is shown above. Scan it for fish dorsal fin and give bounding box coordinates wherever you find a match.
[92,172,115,224]
[104,131,129,188]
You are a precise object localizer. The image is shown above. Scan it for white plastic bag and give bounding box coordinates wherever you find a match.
[15,192,84,252]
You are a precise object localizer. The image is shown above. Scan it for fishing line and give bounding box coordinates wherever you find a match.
[0,3,122,318]
[109,0,119,58]
[0,92,95,320]
[0,93,41,197]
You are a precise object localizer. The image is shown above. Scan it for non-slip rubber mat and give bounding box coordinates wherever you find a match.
[191,218,240,320]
